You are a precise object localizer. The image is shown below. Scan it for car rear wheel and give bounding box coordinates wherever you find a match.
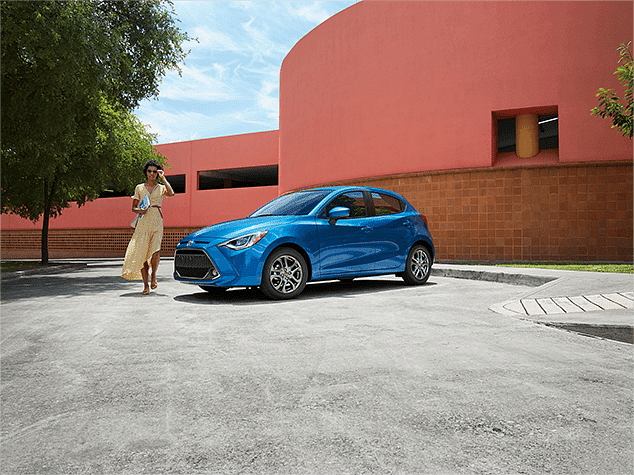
[402,245,432,285]
[261,248,308,300]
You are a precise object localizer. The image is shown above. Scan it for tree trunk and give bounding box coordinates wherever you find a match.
[41,211,49,265]
[41,175,58,265]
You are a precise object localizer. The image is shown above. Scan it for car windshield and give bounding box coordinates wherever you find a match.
[250,190,332,217]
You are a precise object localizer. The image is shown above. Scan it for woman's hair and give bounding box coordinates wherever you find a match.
[143,159,163,177]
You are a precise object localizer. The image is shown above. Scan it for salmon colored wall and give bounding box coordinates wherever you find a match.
[155,130,280,226]
[279,1,633,193]
[1,131,280,231]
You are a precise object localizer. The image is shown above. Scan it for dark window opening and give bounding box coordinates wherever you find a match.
[538,114,559,150]
[198,165,278,190]
[98,174,186,198]
[496,113,559,154]
[165,174,186,194]
[497,118,516,153]
[98,188,130,199]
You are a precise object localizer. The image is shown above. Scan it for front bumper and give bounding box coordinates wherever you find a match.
[173,242,264,288]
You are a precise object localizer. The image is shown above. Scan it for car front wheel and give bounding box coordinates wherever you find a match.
[261,248,308,300]
[402,245,432,285]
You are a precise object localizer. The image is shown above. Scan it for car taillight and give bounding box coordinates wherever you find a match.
[420,214,429,227]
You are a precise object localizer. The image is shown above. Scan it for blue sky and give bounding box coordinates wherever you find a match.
[134,1,359,144]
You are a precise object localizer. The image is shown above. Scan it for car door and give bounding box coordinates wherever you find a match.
[364,191,415,270]
[316,191,379,276]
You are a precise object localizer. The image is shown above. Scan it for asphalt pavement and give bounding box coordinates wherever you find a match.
[1,259,632,474]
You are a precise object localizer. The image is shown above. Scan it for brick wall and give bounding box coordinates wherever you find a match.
[2,161,632,263]
[1,228,199,260]
[313,161,633,263]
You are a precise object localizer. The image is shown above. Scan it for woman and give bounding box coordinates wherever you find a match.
[122,159,174,294]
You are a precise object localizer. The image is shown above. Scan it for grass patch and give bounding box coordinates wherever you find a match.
[496,263,633,274]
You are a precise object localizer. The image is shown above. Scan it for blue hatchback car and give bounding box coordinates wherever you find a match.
[174,186,434,299]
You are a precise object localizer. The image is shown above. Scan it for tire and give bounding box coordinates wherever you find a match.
[402,245,432,285]
[260,247,308,300]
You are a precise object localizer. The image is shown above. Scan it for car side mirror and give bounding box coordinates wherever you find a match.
[328,206,350,224]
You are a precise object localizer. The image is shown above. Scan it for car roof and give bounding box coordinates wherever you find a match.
[301,185,396,194]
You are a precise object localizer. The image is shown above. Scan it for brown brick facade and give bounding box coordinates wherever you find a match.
[1,228,199,260]
[2,162,632,263]
[311,161,633,263]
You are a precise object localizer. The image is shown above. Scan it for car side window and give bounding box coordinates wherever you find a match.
[323,191,367,218]
[371,192,405,215]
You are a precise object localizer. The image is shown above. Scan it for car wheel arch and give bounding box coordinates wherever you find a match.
[259,242,313,283]
[412,239,434,264]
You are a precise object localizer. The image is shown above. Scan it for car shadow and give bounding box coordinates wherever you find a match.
[173,278,437,306]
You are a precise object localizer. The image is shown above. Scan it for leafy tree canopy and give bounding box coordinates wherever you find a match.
[591,41,633,139]
[1,0,192,262]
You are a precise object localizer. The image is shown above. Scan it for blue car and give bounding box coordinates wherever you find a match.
[173,186,434,299]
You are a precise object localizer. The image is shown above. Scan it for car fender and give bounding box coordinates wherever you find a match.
[256,236,318,283]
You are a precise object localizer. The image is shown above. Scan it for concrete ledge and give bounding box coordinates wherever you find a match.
[432,267,556,287]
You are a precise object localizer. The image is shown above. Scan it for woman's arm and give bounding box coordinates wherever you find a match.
[158,170,175,197]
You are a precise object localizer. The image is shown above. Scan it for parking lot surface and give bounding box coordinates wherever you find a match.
[1,260,632,474]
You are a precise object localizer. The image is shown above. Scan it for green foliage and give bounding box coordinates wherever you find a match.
[591,41,633,139]
[1,1,192,262]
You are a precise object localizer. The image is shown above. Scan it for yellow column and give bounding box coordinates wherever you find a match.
[515,114,539,158]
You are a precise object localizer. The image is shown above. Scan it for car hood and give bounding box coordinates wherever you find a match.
[185,215,302,241]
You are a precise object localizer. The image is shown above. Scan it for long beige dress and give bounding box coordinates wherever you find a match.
[121,183,167,280]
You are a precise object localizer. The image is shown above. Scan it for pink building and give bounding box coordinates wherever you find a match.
[3,1,632,262]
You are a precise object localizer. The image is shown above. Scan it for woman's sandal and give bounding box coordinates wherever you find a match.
[142,288,150,295]
[151,280,158,290]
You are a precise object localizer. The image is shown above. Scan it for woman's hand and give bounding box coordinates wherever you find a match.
[133,199,149,215]
[157,169,165,179]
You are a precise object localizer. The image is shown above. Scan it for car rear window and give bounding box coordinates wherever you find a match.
[371,192,405,215]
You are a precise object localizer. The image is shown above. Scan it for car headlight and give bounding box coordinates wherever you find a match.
[218,231,268,251]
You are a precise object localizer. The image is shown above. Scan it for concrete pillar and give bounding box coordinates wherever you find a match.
[515,114,539,158]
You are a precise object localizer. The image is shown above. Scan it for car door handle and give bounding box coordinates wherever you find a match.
[361,226,373,232]
[403,220,412,227]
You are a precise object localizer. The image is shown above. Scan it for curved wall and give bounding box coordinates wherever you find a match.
[279,1,633,193]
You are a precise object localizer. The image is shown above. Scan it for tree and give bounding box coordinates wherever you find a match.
[1,1,192,263]
[591,41,633,139]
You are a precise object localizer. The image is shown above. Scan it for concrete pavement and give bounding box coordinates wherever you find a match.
[1,259,633,474]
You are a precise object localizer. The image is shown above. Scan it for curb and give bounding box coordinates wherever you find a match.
[431,267,556,287]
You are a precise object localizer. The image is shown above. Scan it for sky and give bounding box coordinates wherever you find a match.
[134,1,359,145]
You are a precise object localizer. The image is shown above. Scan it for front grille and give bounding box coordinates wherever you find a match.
[174,248,219,280]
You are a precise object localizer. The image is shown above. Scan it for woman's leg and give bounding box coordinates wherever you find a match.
[150,251,160,288]
[141,261,150,293]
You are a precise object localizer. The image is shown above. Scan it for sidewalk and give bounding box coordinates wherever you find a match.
[433,263,633,327]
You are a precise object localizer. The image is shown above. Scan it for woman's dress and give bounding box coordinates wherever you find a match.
[121,183,167,280]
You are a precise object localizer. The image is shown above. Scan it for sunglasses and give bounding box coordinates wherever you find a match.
[147,169,159,174]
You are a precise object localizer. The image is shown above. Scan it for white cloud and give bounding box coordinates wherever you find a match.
[136,1,358,144]
[257,80,279,114]
[158,65,240,102]
[287,2,334,24]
